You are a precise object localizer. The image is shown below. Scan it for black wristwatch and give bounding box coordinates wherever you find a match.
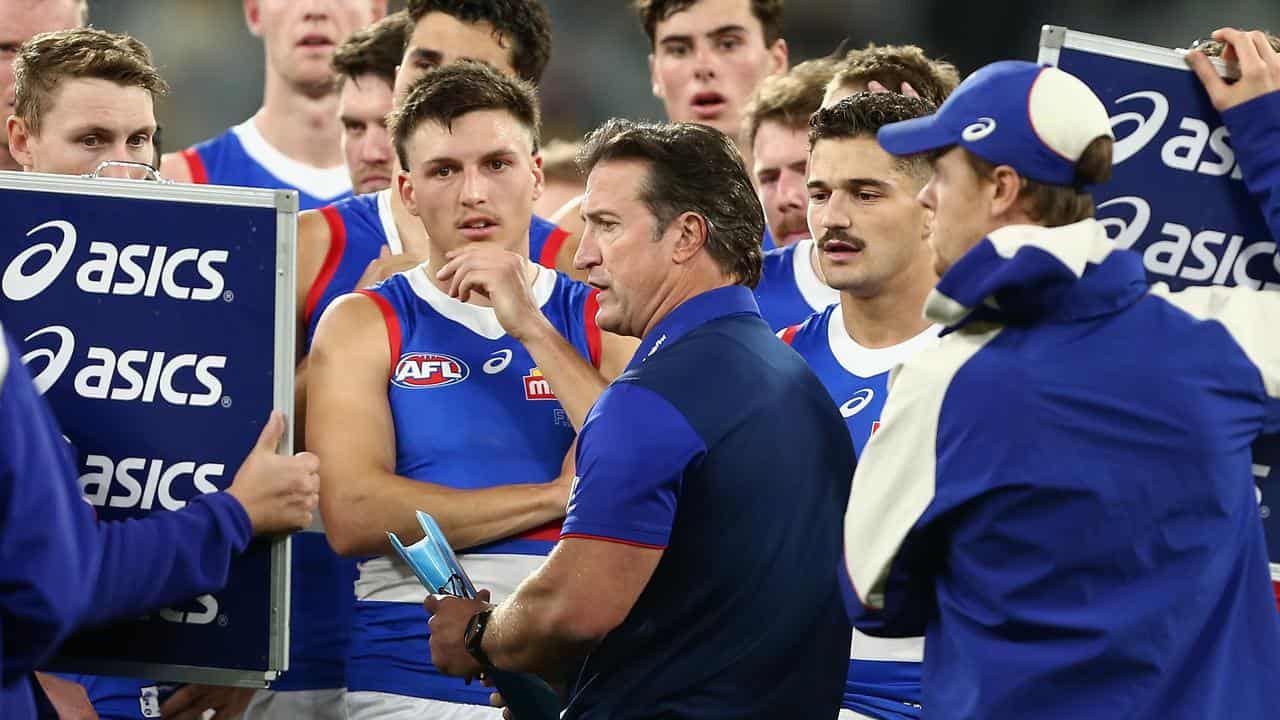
[463,609,495,668]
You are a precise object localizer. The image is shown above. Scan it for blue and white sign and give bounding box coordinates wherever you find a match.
[0,171,297,685]
[1040,26,1280,599]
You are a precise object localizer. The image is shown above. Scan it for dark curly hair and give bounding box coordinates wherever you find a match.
[406,0,553,85]
[808,92,935,179]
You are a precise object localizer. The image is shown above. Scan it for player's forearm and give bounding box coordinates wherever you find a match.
[520,320,608,431]
[324,471,566,557]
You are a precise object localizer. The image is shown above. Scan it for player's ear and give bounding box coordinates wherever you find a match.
[397,171,419,217]
[988,165,1023,220]
[671,211,709,264]
[244,0,264,37]
[767,38,789,76]
[530,151,545,202]
[649,54,663,99]
[7,116,35,170]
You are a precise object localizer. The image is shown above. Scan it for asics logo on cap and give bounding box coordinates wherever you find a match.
[961,117,997,141]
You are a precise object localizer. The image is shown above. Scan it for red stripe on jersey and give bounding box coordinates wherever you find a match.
[584,289,602,369]
[538,226,570,269]
[303,206,348,325]
[357,289,401,379]
[779,325,799,345]
[1273,579,1279,613]
[559,532,667,550]
[180,148,209,184]
[519,520,563,542]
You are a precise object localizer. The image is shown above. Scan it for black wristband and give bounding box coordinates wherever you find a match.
[464,609,495,668]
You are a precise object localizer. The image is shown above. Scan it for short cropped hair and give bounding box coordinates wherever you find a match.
[406,0,553,84]
[633,0,784,47]
[13,28,167,134]
[830,43,959,108]
[578,119,764,288]
[539,138,583,184]
[332,11,409,89]
[743,57,838,147]
[808,92,936,179]
[388,60,541,171]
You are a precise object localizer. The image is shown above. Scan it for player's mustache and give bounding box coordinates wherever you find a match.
[818,229,866,250]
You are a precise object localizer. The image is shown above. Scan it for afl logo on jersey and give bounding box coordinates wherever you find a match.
[392,352,469,389]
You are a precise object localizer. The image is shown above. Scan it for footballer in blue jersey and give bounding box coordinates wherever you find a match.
[743,60,844,330]
[787,93,940,720]
[307,63,633,719]
[299,190,575,350]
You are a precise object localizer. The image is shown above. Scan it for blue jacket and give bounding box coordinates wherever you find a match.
[844,90,1280,719]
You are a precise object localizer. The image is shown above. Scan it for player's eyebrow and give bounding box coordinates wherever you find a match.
[408,47,443,66]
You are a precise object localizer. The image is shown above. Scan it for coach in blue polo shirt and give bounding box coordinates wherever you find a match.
[425,118,854,718]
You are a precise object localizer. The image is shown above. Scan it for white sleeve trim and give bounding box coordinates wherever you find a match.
[844,323,1003,609]
[1151,283,1280,400]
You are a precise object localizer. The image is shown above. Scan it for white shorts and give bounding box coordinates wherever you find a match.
[838,710,878,720]
[346,690,502,720]
[243,688,348,720]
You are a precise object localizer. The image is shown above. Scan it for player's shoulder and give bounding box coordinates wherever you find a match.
[778,304,834,348]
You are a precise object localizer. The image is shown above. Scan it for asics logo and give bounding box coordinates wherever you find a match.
[1106,90,1243,178]
[3,221,78,301]
[1109,91,1169,164]
[961,117,997,142]
[19,324,227,406]
[21,325,75,395]
[1096,196,1151,251]
[1,219,229,302]
[840,388,875,418]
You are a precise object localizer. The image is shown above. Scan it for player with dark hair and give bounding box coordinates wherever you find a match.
[781,92,940,720]
[308,62,633,719]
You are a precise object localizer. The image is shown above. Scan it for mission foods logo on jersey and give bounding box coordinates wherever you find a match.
[392,352,469,389]
[523,368,557,401]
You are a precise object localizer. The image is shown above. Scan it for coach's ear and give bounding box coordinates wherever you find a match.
[7,116,35,170]
[670,211,709,264]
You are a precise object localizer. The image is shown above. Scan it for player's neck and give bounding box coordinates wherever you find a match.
[254,67,344,169]
[390,189,428,257]
[838,261,935,349]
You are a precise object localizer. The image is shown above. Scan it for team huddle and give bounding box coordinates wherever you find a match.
[3,0,1280,719]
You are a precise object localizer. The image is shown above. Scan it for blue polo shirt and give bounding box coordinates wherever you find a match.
[560,285,854,719]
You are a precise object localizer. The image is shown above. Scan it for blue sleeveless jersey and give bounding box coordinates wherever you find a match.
[181,120,354,691]
[303,189,572,349]
[179,120,352,211]
[346,266,600,704]
[782,304,938,720]
[755,239,839,331]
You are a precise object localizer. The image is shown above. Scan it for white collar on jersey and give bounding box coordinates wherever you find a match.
[827,309,941,378]
[792,238,841,312]
[231,119,351,201]
[376,189,404,255]
[405,263,557,340]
